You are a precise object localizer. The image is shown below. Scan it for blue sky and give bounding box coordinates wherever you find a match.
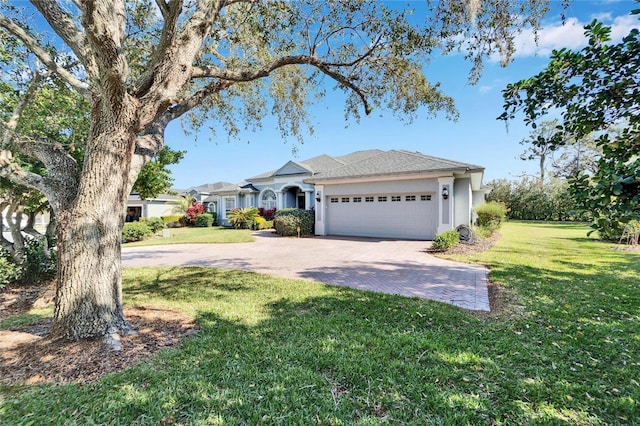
[163,1,638,189]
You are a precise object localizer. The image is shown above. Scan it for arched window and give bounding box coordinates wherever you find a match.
[261,190,277,210]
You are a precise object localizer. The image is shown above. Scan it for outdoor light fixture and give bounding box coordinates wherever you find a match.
[315,191,322,202]
[441,187,449,200]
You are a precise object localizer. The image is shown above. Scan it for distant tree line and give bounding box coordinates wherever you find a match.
[486,177,588,222]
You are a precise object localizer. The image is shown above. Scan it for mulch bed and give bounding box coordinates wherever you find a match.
[1,285,198,386]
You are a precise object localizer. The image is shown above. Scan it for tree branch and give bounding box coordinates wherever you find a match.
[0,155,47,194]
[0,15,90,100]
[135,0,226,127]
[131,0,184,97]
[81,0,129,105]
[29,0,91,69]
[1,136,81,212]
[191,54,372,114]
[2,70,44,147]
[154,0,169,17]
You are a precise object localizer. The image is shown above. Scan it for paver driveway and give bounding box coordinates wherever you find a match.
[122,231,490,311]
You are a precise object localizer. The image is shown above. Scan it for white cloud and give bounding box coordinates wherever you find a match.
[609,14,639,40]
[506,13,639,59]
[591,12,612,22]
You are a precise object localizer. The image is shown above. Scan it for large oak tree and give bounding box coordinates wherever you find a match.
[0,0,549,344]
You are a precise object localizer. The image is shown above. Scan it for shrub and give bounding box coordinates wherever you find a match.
[210,212,218,226]
[196,213,214,227]
[432,230,460,252]
[227,207,259,229]
[252,216,266,230]
[258,208,277,221]
[185,202,206,225]
[143,217,166,233]
[274,215,300,236]
[475,202,507,230]
[0,256,21,289]
[473,225,494,240]
[123,221,153,243]
[161,215,182,223]
[274,208,314,236]
[19,237,57,284]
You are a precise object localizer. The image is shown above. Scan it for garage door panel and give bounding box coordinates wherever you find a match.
[326,194,437,240]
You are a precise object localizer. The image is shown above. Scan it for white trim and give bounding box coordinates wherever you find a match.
[259,188,278,210]
[437,177,455,234]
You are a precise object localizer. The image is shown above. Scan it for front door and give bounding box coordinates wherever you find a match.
[297,193,305,209]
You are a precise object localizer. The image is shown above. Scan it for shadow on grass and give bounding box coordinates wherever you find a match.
[2,280,637,425]
[125,267,251,301]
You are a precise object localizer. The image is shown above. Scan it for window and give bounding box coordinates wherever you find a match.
[353,197,362,203]
[378,196,387,202]
[341,197,350,203]
[406,195,416,201]
[330,197,339,203]
[225,197,236,213]
[421,195,432,201]
[365,196,374,202]
[391,196,401,202]
[261,190,277,210]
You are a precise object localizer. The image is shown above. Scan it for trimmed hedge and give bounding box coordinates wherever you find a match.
[123,221,153,243]
[432,230,460,252]
[274,208,314,236]
[195,213,214,227]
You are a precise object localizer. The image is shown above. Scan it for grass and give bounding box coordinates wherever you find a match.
[0,308,53,330]
[123,226,255,247]
[1,221,639,424]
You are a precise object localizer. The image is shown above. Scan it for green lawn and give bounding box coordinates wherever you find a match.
[123,226,256,247]
[1,222,638,424]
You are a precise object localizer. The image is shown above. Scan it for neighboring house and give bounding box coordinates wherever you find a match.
[126,183,235,220]
[183,182,233,205]
[208,149,489,240]
[126,192,183,220]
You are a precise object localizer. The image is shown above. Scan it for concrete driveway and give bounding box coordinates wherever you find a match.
[122,230,489,311]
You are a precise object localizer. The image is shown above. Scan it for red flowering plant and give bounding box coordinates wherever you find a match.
[258,207,277,221]
[185,201,205,225]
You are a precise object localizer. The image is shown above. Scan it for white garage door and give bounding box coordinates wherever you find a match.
[326,193,438,240]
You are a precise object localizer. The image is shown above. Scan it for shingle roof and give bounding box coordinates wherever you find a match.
[335,149,384,165]
[187,182,232,193]
[306,150,483,181]
[246,150,384,180]
[297,154,345,174]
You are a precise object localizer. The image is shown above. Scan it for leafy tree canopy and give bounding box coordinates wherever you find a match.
[132,146,185,200]
[500,5,640,239]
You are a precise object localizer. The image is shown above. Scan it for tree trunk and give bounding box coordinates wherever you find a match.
[52,209,131,341]
[51,107,138,343]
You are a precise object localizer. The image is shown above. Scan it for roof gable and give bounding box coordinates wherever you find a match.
[273,161,313,176]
